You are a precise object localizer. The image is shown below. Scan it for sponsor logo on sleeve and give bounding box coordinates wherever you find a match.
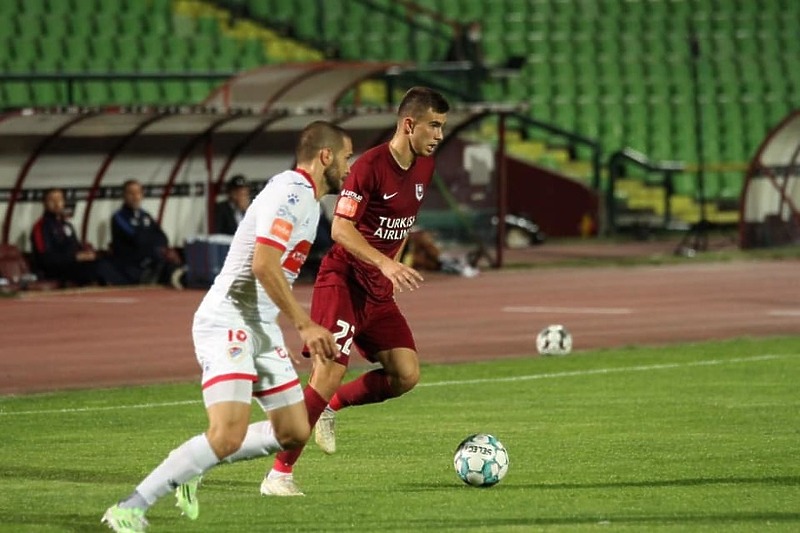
[336,197,358,217]
[269,218,294,241]
[282,240,312,274]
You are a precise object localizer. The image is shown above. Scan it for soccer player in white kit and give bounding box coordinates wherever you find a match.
[102,121,353,533]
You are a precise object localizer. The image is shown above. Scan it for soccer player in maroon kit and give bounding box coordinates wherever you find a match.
[261,87,450,495]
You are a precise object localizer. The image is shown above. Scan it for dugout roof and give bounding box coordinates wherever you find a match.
[0,103,523,247]
[740,109,800,248]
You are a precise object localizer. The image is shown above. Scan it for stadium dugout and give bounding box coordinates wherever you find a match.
[1,62,553,274]
[740,110,800,249]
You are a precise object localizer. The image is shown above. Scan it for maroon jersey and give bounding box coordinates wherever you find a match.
[317,143,434,301]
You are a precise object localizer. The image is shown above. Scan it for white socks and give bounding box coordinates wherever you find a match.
[122,422,281,510]
[222,421,282,464]
[132,434,219,508]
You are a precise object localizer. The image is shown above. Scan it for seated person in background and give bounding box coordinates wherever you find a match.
[110,179,184,287]
[30,187,122,287]
[213,174,251,235]
[401,228,479,278]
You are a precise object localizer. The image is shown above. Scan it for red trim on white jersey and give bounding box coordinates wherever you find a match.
[256,236,287,252]
[202,372,258,389]
[293,167,317,198]
[253,378,301,397]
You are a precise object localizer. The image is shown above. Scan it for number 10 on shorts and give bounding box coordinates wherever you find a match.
[333,320,354,355]
[228,329,248,342]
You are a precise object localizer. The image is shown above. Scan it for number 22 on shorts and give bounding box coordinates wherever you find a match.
[333,320,354,355]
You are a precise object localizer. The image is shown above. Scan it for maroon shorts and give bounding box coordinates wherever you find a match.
[306,283,416,366]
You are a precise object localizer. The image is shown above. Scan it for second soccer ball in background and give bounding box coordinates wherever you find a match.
[536,324,572,355]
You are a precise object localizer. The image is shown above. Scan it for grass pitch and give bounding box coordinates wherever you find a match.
[0,337,798,532]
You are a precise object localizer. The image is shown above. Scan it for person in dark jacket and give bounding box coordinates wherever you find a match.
[213,174,251,235]
[110,179,183,286]
[30,188,122,286]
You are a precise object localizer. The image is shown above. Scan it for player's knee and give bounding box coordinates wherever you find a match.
[310,364,346,399]
[275,422,311,450]
[393,366,420,395]
[206,427,245,459]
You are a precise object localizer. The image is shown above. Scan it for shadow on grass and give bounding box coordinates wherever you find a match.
[0,464,143,485]
[399,474,800,492]
[3,514,184,533]
[392,512,800,530]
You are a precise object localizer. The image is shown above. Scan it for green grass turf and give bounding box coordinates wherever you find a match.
[0,337,798,532]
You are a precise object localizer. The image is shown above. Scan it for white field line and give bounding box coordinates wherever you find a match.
[502,306,633,315]
[768,310,800,317]
[416,354,788,388]
[0,354,791,417]
[20,297,140,304]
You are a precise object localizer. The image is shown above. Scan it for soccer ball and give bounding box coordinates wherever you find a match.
[536,324,572,355]
[453,433,509,487]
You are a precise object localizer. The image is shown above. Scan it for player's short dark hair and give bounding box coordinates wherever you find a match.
[225,174,248,192]
[42,187,63,203]
[295,120,350,163]
[397,87,450,119]
[122,179,140,192]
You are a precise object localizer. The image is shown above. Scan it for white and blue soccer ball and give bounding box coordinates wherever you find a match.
[536,324,573,355]
[453,433,509,487]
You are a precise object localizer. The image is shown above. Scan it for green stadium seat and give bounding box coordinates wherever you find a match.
[69,16,94,38]
[337,33,359,59]
[109,81,137,104]
[196,16,221,37]
[162,55,188,72]
[14,13,44,36]
[30,82,62,106]
[121,0,149,16]
[294,13,317,40]
[166,36,192,60]
[0,0,18,17]
[135,80,162,103]
[144,13,172,36]
[359,34,387,61]
[162,81,187,104]
[19,0,46,14]
[187,80,215,103]
[41,14,69,39]
[92,13,123,39]
[62,37,93,63]
[82,81,112,105]
[0,16,16,40]
[70,0,101,18]
[59,54,88,72]
[150,0,173,14]
[136,55,162,73]
[2,82,32,108]
[118,12,146,34]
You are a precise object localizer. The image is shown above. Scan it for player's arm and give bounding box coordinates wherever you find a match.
[331,215,423,292]
[393,236,409,262]
[251,243,338,360]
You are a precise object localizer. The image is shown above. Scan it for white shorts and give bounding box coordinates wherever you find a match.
[192,311,303,411]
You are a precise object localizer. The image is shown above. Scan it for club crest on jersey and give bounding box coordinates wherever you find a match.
[228,343,245,361]
[287,193,299,205]
[415,183,424,201]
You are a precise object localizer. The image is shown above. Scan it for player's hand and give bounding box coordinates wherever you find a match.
[76,250,96,262]
[380,260,424,293]
[299,321,339,361]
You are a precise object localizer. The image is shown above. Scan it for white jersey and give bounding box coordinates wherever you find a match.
[196,169,320,323]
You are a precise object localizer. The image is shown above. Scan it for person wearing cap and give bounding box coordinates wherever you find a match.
[214,175,251,235]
